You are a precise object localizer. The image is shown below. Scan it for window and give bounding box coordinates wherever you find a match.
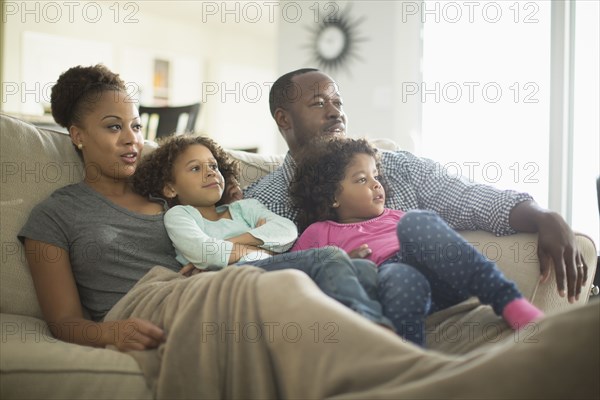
[421,1,551,207]
[421,0,599,247]
[571,1,599,248]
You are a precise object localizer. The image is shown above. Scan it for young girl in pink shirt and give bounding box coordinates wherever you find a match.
[290,137,543,346]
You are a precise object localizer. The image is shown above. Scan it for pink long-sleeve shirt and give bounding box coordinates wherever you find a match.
[291,209,406,266]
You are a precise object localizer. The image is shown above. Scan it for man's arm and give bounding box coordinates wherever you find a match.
[382,150,531,234]
[383,150,586,301]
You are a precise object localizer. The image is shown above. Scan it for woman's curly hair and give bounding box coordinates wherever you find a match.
[51,64,127,129]
[133,135,239,208]
[290,137,389,232]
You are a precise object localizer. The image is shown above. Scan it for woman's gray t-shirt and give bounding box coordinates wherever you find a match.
[18,182,181,321]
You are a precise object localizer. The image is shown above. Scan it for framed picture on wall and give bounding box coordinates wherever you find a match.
[153,58,170,104]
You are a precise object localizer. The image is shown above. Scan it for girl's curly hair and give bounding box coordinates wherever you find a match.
[133,135,239,208]
[290,137,389,232]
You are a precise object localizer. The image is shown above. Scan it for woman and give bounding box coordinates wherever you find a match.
[18,64,598,398]
[19,64,175,350]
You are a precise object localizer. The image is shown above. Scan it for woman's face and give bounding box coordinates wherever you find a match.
[71,90,143,183]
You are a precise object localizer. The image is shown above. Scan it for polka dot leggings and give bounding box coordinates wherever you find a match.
[377,209,522,346]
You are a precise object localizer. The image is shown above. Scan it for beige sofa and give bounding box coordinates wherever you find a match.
[1,113,598,399]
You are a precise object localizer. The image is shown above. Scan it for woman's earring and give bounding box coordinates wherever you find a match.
[332,201,339,208]
[77,143,83,150]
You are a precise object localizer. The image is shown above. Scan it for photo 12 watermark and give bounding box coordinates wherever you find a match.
[3,1,140,24]
[200,321,339,343]
[2,81,141,105]
[201,79,339,105]
[202,81,274,104]
[1,239,144,265]
[401,81,540,104]
[425,319,540,345]
[198,1,345,24]
[434,160,540,184]
[401,1,541,24]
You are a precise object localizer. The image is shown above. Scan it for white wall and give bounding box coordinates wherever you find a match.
[2,1,423,154]
[198,25,279,153]
[2,2,207,109]
[275,1,422,153]
[1,0,279,152]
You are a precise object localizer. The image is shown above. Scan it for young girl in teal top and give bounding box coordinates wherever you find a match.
[290,137,544,345]
[133,135,394,330]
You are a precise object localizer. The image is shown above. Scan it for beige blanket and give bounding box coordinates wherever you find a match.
[106,266,599,399]
[105,265,277,399]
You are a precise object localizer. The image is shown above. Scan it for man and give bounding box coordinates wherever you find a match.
[244,68,587,306]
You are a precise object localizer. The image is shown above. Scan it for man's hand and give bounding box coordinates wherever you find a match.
[255,218,267,228]
[509,201,586,303]
[536,212,587,303]
[220,178,243,204]
[348,244,372,259]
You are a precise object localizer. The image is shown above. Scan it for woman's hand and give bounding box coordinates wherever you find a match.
[348,244,372,259]
[107,318,166,351]
[179,263,206,277]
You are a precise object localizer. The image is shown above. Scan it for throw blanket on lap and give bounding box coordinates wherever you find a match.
[105,266,277,399]
[105,266,600,399]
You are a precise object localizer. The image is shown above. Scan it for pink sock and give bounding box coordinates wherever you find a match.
[502,298,544,330]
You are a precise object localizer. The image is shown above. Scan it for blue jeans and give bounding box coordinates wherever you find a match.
[243,247,393,329]
[378,210,522,346]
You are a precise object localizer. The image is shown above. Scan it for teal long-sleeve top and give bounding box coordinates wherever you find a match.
[164,199,298,270]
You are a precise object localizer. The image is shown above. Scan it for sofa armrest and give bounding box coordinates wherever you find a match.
[458,231,598,314]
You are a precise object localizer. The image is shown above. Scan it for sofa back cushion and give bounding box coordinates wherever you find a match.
[226,149,284,189]
[1,115,84,318]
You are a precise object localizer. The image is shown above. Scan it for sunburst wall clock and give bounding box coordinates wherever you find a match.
[307,6,367,73]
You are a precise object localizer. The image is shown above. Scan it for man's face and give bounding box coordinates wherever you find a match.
[281,71,347,156]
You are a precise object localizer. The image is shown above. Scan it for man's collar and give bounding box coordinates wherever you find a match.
[282,152,296,183]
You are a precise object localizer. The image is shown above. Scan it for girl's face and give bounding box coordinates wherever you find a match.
[164,144,225,208]
[333,153,385,223]
[70,90,144,183]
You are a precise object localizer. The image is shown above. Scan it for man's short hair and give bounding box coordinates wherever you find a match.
[269,68,320,117]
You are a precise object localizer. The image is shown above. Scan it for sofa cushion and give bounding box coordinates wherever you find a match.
[0,313,151,399]
[1,114,84,319]
[226,149,284,189]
